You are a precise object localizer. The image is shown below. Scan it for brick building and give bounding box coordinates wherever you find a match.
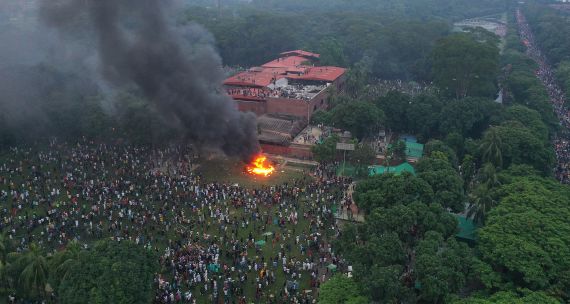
[224,51,346,157]
[224,50,346,121]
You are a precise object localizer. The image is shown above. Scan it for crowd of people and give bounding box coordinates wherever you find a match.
[517,9,570,184]
[366,79,439,98]
[0,140,352,303]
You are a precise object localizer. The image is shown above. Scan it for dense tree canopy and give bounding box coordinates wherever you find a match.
[354,173,434,213]
[455,291,561,304]
[488,121,555,174]
[57,240,158,304]
[318,275,367,304]
[478,175,570,300]
[432,33,500,99]
[337,197,464,303]
[416,156,466,212]
[329,101,385,140]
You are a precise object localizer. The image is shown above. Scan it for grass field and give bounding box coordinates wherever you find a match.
[1,152,330,302]
[196,157,309,188]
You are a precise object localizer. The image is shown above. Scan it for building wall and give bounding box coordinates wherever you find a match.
[266,88,333,120]
[307,89,331,118]
[266,97,308,118]
[333,74,347,91]
[236,100,267,116]
[261,143,313,159]
[230,70,346,121]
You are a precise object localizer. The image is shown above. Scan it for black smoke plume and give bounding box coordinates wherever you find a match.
[39,0,260,160]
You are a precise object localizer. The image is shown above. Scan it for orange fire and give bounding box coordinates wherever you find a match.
[246,155,275,177]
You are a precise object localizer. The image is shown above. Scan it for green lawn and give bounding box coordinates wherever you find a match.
[1,153,332,302]
[197,157,309,188]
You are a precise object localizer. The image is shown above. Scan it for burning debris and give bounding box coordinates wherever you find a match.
[246,155,275,177]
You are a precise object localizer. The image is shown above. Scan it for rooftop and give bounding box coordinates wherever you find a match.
[280,50,321,59]
[257,114,307,145]
[369,162,416,176]
[224,50,346,96]
[262,56,312,68]
[454,215,477,242]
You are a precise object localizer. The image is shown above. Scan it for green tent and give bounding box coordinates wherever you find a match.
[369,162,416,176]
[453,214,477,242]
[255,240,266,246]
[327,264,337,271]
[405,142,424,159]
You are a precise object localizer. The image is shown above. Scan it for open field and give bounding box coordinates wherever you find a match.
[196,157,311,188]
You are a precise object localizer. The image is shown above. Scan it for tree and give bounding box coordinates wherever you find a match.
[492,121,555,174]
[0,231,9,266]
[311,135,339,164]
[311,110,332,125]
[0,232,11,296]
[416,156,466,212]
[479,128,503,168]
[350,143,376,177]
[318,275,367,304]
[504,105,548,142]
[478,175,570,300]
[57,240,158,304]
[343,59,372,99]
[432,33,499,98]
[438,97,501,139]
[445,132,465,159]
[455,291,561,304]
[460,154,476,188]
[406,93,443,139]
[425,139,459,167]
[467,183,497,225]
[389,140,407,162]
[317,37,348,67]
[9,243,49,299]
[376,91,411,132]
[415,232,473,303]
[329,101,384,140]
[476,162,500,189]
[354,173,434,213]
[49,241,82,291]
[337,198,463,303]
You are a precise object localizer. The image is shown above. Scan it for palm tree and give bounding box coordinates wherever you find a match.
[467,184,497,225]
[0,231,9,264]
[480,128,503,168]
[0,232,11,296]
[477,162,501,189]
[0,259,9,296]
[10,243,49,299]
[49,240,81,289]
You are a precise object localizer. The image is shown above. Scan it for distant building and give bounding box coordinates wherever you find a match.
[224,50,346,121]
[224,50,346,157]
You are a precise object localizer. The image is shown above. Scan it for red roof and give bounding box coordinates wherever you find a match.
[280,50,320,59]
[289,66,346,82]
[224,66,345,87]
[224,50,345,88]
[224,70,279,87]
[262,56,312,68]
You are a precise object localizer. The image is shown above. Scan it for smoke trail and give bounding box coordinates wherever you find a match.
[39,0,260,160]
